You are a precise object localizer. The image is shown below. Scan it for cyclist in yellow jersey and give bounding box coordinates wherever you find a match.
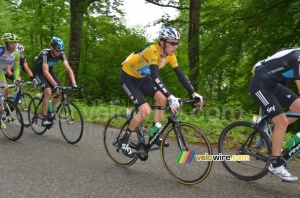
[118,27,204,157]
[0,33,21,99]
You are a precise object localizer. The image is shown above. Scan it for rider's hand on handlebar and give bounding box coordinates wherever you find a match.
[71,84,77,89]
[192,92,205,107]
[168,95,182,113]
[13,79,21,87]
[53,85,60,95]
[30,76,39,86]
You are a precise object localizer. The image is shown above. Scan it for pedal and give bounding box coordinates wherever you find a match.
[137,143,148,161]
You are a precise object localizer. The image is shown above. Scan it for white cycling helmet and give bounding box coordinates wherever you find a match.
[16,43,25,53]
[159,27,180,40]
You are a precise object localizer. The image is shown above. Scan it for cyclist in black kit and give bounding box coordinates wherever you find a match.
[249,48,300,182]
[34,36,77,126]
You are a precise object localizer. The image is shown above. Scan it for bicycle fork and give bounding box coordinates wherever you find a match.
[173,123,189,151]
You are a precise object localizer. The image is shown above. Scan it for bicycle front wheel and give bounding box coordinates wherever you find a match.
[28,97,47,135]
[1,100,24,140]
[59,102,84,144]
[19,92,33,127]
[218,121,271,181]
[103,114,138,167]
[161,122,213,185]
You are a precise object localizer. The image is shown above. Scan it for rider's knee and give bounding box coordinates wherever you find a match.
[139,103,151,119]
[43,88,51,98]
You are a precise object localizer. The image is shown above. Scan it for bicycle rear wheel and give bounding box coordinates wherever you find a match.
[59,102,84,144]
[161,122,213,185]
[218,121,271,181]
[1,100,24,140]
[18,92,33,127]
[28,97,47,135]
[103,114,138,167]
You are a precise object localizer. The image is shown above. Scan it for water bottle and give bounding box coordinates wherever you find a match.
[48,100,54,113]
[48,100,54,119]
[286,132,300,149]
[149,122,162,137]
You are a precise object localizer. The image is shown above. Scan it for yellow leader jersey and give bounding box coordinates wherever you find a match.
[122,44,178,78]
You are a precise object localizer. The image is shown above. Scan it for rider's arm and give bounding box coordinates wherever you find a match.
[62,61,76,85]
[150,64,171,98]
[5,66,14,78]
[42,64,57,86]
[13,51,20,80]
[172,66,195,95]
[22,58,34,78]
[296,80,300,94]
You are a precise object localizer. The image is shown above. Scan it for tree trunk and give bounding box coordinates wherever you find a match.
[66,0,90,85]
[188,0,201,92]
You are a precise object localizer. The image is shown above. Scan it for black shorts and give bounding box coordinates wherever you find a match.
[119,70,158,107]
[249,75,298,119]
[35,69,61,90]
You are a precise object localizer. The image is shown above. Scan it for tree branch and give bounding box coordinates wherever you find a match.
[144,0,189,10]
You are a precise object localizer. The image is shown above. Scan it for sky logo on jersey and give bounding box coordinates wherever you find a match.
[47,60,58,67]
[137,65,151,76]
[266,105,275,113]
[177,151,196,163]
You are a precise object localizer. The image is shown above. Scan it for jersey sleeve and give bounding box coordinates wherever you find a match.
[290,51,300,80]
[13,51,20,80]
[167,55,179,68]
[61,53,68,62]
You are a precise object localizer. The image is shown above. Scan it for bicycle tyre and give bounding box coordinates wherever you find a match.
[103,114,138,167]
[1,99,24,140]
[28,97,47,135]
[161,122,213,185]
[59,102,84,144]
[218,121,272,181]
[19,92,33,127]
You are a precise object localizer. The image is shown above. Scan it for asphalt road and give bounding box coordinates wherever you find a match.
[0,122,299,198]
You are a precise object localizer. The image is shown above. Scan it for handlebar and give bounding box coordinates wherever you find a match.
[149,98,204,112]
[55,85,84,92]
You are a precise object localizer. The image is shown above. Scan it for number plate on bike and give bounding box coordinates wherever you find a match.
[253,114,261,123]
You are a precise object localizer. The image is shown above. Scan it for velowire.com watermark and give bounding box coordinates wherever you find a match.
[177,151,250,163]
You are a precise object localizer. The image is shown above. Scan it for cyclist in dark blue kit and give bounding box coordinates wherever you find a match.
[249,48,300,182]
[34,36,77,126]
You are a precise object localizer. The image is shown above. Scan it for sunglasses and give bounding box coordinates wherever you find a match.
[53,47,62,52]
[166,41,179,46]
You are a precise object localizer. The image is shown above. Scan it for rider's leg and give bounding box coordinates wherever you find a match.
[153,91,167,124]
[287,98,300,123]
[3,87,9,100]
[271,113,289,157]
[128,103,151,131]
[42,87,51,117]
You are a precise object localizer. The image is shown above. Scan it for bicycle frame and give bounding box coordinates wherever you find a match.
[127,100,198,155]
[34,85,83,128]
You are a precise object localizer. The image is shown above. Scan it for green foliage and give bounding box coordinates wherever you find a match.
[2,0,300,133]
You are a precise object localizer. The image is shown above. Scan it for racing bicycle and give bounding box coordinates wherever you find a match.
[218,113,300,181]
[27,85,84,144]
[9,81,35,127]
[103,99,213,185]
[0,85,24,140]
